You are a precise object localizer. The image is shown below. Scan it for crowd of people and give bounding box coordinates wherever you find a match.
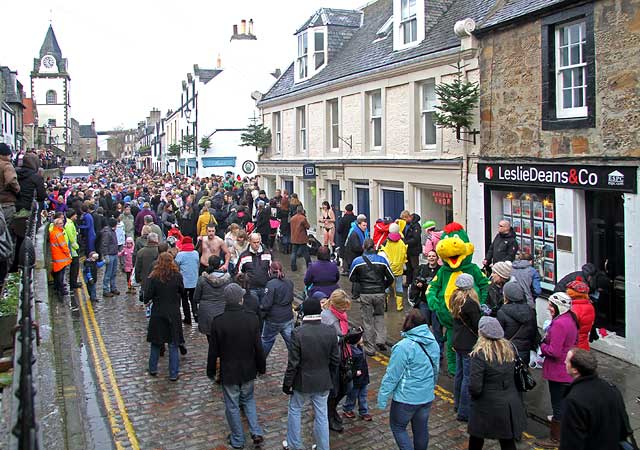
[0,148,631,450]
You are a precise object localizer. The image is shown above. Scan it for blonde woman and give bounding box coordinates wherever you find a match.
[467,317,527,450]
[450,274,481,423]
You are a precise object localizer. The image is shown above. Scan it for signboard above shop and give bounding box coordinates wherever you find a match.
[478,162,637,193]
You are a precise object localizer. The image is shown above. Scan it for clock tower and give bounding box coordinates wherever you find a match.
[31,25,71,154]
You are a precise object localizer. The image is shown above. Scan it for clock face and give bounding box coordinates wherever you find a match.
[42,56,55,69]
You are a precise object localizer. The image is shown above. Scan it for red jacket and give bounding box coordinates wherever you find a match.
[571,296,596,350]
[373,220,390,249]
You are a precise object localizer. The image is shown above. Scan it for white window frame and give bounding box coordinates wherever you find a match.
[297,32,308,81]
[369,90,383,150]
[328,99,340,151]
[421,79,437,149]
[555,20,588,118]
[400,0,417,45]
[273,112,282,154]
[46,90,57,104]
[393,0,425,51]
[296,106,307,153]
[313,30,326,71]
[379,185,405,221]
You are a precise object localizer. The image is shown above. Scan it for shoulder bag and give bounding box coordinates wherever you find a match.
[417,342,439,385]
[511,341,536,392]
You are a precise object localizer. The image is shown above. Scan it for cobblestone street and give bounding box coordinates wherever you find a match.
[66,262,544,450]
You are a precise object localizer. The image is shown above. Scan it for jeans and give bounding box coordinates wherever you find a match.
[222,381,263,448]
[102,254,118,293]
[250,288,266,306]
[290,243,310,271]
[343,384,369,415]
[287,390,330,450]
[261,319,293,358]
[454,351,471,420]
[87,280,97,300]
[149,343,179,378]
[389,400,432,450]
[548,380,569,420]
[394,275,404,294]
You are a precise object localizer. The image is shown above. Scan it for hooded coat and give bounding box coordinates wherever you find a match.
[380,234,407,276]
[15,156,46,211]
[497,301,538,355]
[541,312,578,383]
[570,293,596,351]
[510,260,542,307]
[377,324,440,408]
[193,271,232,335]
[403,213,423,256]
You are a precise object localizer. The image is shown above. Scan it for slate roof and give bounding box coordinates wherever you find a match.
[194,67,223,85]
[295,8,363,34]
[79,125,97,138]
[39,25,63,59]
[477,0,574,31]
[261,0,497,104]
[0,67,22,104]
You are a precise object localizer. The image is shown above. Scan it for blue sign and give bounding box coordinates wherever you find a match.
[303,163,316,179]
[201,157,237,168]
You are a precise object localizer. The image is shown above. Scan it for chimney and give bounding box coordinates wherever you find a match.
[240,19,246,34]
[248,19,254,35]
[216,53,222,69]
[233,24,238,36]
[91,119,95,132]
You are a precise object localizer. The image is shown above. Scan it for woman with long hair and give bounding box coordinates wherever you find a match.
[319,200,336,248]
[261,261,294,358]
[535,292,579,448]
[450,274,481,422]
[468,317,527,450]
[377,309,440,450]
[321,289,352,433]
[144,252,185,381]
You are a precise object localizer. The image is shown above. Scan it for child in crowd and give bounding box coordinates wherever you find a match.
[83,251,104,302]
[118,237,135,293]
[343,336,372,421]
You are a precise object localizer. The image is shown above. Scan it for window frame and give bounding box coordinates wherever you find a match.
[400,0,417,45]
[46,90,57,105]
[541,4,595,130]
[273,112,282,154]
[328,99,340,151]
[554,20,588,119]
[314,30,326,71]
[297,32,308,80]
[369,90,383,151]
[420,79,437,149]
[296,106,307,153]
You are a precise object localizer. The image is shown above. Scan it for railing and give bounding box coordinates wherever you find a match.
[9,198,41,450]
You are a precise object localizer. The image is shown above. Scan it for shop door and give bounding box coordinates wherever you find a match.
[586,191,625,336]
[330,183,342,218]
[284,179,294,196]
[356,187,370,224]
[382,189,404,220]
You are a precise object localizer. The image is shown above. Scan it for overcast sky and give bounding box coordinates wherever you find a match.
[2,0,364,130]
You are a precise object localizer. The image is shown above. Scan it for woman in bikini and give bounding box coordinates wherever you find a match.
[318,201,336,248]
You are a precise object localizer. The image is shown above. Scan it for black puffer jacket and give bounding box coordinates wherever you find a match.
[403,213,423,256]
[194,271,232,335]
[485,227,518,263]
[261,277,294,323]
[452,297,481,353]
[15,167,46,211]
[497,302,538,354]
[348,251,394,295]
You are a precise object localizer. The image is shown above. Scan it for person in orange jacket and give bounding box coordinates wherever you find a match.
[50,216,72,301]
[567,278,595,350]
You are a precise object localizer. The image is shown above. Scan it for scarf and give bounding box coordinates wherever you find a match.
[330,306,349,336]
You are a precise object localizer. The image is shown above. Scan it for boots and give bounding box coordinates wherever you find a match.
[396,295,404,312]
[535,419,560,448]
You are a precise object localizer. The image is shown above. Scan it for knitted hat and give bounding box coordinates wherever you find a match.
[455,273,475,290]
[389,223,400,234]
[310,291,327,301]
[422,220,437,230]
[478,316,504,340]
[567,278,590,295]
[503,280,526,303]
[223,283,246,304]
[0,143,11,156]
[304,298,322,315]
[492,261,512,279]
[549,292,572,315]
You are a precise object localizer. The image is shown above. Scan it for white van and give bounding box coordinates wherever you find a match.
[62,166,91,180]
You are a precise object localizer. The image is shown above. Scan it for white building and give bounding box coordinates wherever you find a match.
[31,25,71,154]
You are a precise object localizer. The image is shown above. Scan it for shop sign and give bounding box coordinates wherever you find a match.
[303,163,316,179]
[478,162,637,193]
[432,191,452,205]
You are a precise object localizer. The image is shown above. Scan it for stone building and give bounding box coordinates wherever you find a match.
[1,66,25,151]
[79,120,97,162]
[468,0,640,363]
[256,0,493,230]
[70,118,80,161]
[22,98,38,150]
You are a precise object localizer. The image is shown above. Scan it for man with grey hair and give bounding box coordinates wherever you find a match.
[483,219,518,268]
[237,233,272,304]
[343,214,369,273]
[144,214,163,242]
[135,232,160,303]
[135,201,158,235]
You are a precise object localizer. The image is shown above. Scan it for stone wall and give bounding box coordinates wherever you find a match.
[478,0,640,158]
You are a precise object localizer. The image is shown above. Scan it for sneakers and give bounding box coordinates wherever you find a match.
[343,411,356,419]
[112,290,120,296]
[103,292,114,298]
[251,434,264,447]
[360,413,372,421]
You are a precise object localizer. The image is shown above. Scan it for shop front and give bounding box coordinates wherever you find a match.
[476,161,640,363]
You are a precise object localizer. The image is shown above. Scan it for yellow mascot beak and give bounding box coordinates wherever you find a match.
[436,235,474,270]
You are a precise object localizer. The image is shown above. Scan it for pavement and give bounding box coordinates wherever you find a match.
[14,244,640,450]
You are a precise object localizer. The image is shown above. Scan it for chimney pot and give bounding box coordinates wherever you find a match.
[240,19,246,34]
[233,24,238,36]
[249,19,254,35]
[216,54,222,69]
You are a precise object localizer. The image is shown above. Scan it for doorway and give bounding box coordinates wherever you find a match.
[382,188,405,220]
[330,183,342,218]
[586,191,625,336]
[355,185,370,225]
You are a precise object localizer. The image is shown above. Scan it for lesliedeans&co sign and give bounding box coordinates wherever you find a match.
[478,163,637,193]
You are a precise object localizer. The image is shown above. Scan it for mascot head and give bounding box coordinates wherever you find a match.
[436,222,474,270]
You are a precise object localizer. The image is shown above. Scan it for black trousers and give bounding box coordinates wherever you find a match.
[468,435,517,450]
[181,287,196,322]
[405,254,419,286]
[53,267,67,298]
[69,256,80,288]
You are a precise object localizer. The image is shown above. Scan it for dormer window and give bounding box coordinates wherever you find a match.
[314,31,325,69]
[297,32,308,79]
[393,0,425,51]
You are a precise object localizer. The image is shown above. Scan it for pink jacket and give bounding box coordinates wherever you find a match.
[118,245,134,272]
[422,230,442,256]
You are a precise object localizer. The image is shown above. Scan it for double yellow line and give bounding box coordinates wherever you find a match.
[76,283,140,450]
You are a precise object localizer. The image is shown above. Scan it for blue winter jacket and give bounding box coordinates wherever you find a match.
[174,250,200,289]
[377,324,440,409]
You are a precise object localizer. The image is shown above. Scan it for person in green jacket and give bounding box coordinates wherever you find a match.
[64,210,81,289]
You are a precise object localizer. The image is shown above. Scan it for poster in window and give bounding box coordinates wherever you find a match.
[502,197,512,216]
[534,240,544,260]
[543,242,555,261]
[516,236,522,251]
[544,222,555,240]
[543,260,555,282]
[521,200,532,218]
[544,201,555,220]
[522,219,532,238]
[512,217,522,234]
[521,237,532,255]
[533,220,544,239]
[533,201,544,219]
[512,199,521,216]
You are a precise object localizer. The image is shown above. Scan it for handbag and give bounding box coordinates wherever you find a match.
[511,342,536,392]
[339,341,355,384]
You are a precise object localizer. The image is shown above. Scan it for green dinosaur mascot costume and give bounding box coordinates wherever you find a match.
[427,222,488,374]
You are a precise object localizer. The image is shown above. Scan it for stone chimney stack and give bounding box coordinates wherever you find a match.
[248,19,254,35]
[233,24,238,36]
[240,19,246,34]
[91,119,95,131]
[216,53,222,69]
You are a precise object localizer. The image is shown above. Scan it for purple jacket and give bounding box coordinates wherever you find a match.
[134,208,158,234]
[541,312,578,383]
[304,260,340,299]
